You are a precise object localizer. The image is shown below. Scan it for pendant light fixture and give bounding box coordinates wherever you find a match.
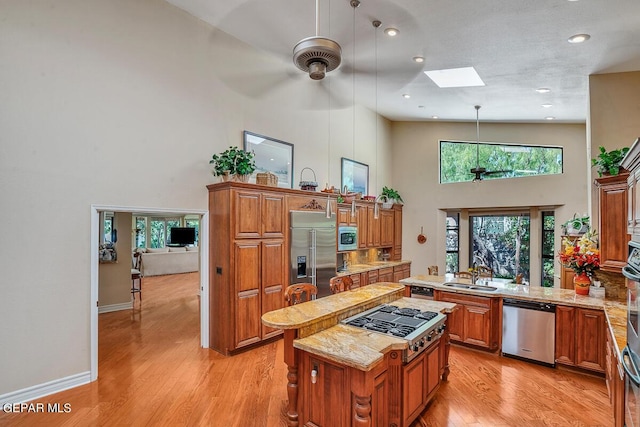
[373,19,381,219]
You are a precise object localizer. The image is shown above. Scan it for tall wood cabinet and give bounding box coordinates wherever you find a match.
[208,184,286,355]
[594,171,629,273]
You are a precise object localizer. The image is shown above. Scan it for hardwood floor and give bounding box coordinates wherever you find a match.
[0,273,613,426]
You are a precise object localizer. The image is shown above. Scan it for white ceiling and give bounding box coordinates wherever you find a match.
[165,0,640,123]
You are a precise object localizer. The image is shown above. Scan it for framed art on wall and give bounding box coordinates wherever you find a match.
[243,131,294,188]
[341,157,369,195]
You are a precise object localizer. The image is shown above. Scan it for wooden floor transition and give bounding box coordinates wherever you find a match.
[0,273,613,426]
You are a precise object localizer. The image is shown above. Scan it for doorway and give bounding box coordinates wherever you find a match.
[90,204,209,381]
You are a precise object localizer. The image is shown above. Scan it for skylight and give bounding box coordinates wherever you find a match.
[424,66,485,88]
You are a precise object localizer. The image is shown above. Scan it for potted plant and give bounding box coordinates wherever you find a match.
[210,147,236,181]
[561,214,590,235]
[378,186,404,209]
[591,146,630,177]
[209,146,256,182]
[234,149,256,182]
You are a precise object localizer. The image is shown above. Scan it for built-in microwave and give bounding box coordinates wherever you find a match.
[338,226,358,251]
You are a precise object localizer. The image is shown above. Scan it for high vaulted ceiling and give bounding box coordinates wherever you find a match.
[165,0,640,123]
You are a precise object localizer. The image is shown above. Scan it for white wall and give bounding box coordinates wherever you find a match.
[0,0,391,395]
[390,121,588,283]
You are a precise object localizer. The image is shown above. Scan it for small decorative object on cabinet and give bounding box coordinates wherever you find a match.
[299,167,318,191]
[557,231,600,294]
[561,213,590,235]
[378,186,404,209]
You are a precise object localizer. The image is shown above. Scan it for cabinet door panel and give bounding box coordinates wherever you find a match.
[235,290,260,347]
[380,210,395,247]
[368,205,381,247]
[464,305,491,347]
[576,309,605,372]
[357,205,368,249]
[555,305,576,365]
[234,191,261,238]
[234,242,261,347]
[262,194,285,238]
[261,240,285,338]
[403,353,427,424]
[426,341,440,397]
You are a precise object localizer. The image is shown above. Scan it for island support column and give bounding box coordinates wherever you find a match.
[351,369,374,427]
[284,329,300,426]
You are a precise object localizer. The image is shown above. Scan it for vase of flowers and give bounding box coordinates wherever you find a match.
[557,230,600,295]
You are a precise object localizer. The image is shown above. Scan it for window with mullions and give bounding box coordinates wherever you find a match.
[541,211,555,287]
[471,214,530,282]
[446,213,460,273]
[440,141,563,183]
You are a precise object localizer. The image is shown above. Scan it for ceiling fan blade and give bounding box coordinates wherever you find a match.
[483,170,513,176]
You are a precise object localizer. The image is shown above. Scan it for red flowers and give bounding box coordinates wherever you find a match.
[557,232,600,276]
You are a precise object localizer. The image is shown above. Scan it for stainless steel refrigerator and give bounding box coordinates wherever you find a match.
[290,211,337,298]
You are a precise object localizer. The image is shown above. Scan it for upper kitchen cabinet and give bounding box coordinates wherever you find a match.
[594,172,629,272]
[233,189,285,239]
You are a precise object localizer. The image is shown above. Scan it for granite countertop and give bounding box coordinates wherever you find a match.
[336,260,412,276]
[402,274,628,361]
[261,283,406,333]
[262,283,457,371]
[293,297,457,371]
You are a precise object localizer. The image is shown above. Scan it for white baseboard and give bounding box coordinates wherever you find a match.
[98,302,133,313]
[0,371,91,404]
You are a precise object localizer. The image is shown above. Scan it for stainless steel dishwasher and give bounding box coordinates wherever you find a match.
[502,298,556,366]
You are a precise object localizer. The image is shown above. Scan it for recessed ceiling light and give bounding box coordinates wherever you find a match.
[545,116,556,120]
[568,33,590,43]
[424,66,485,88]
[402,94,410,99]
[536,87,551,93]
[384,28,399,36]
[413,56,425,63]
[541,103,553,108]
[431,115,439,119]
[418,105,425,108]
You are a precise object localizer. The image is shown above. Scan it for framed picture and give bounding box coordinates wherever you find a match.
[243,131,294,188]
[341,157,369,195]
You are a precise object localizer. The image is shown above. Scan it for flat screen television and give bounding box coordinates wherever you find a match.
[169,227,196,246]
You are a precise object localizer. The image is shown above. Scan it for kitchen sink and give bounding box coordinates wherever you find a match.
[443,282,498,292]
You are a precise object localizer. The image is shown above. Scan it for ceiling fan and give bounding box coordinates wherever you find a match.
[470,105,512,182]
[292,0,348,80]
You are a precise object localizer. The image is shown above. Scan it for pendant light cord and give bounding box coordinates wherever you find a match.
[475,105,481,169]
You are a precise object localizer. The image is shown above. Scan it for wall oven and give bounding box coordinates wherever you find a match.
[337,226,357,252]
[622,240,640,427]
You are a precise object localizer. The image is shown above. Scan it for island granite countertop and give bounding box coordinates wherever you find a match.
[401,274,628,361]
[261,283,457,371]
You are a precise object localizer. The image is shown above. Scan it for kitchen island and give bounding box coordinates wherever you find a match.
[262,282,457,427]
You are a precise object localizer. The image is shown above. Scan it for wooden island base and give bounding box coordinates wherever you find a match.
[262,284,456,427]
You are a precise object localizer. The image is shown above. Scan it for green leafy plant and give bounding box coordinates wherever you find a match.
[380,186,404,203]
[209,146,256,176]
[591,146,630,177]
[561,214,590,235]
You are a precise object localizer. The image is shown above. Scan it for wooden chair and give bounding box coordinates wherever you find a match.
[476,265,493,279]
[285,284,317,306]
[428,265,439,275]
[131,251,143,300]
[329,276,354,294]
[454,271,473,280]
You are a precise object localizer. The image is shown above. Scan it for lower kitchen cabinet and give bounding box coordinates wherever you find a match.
[298,341,442,427]
[378,267,394,282]
[434,291,500,351]
[393,263,411,282]
[605,325,625,427]
[555,305,606,373]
